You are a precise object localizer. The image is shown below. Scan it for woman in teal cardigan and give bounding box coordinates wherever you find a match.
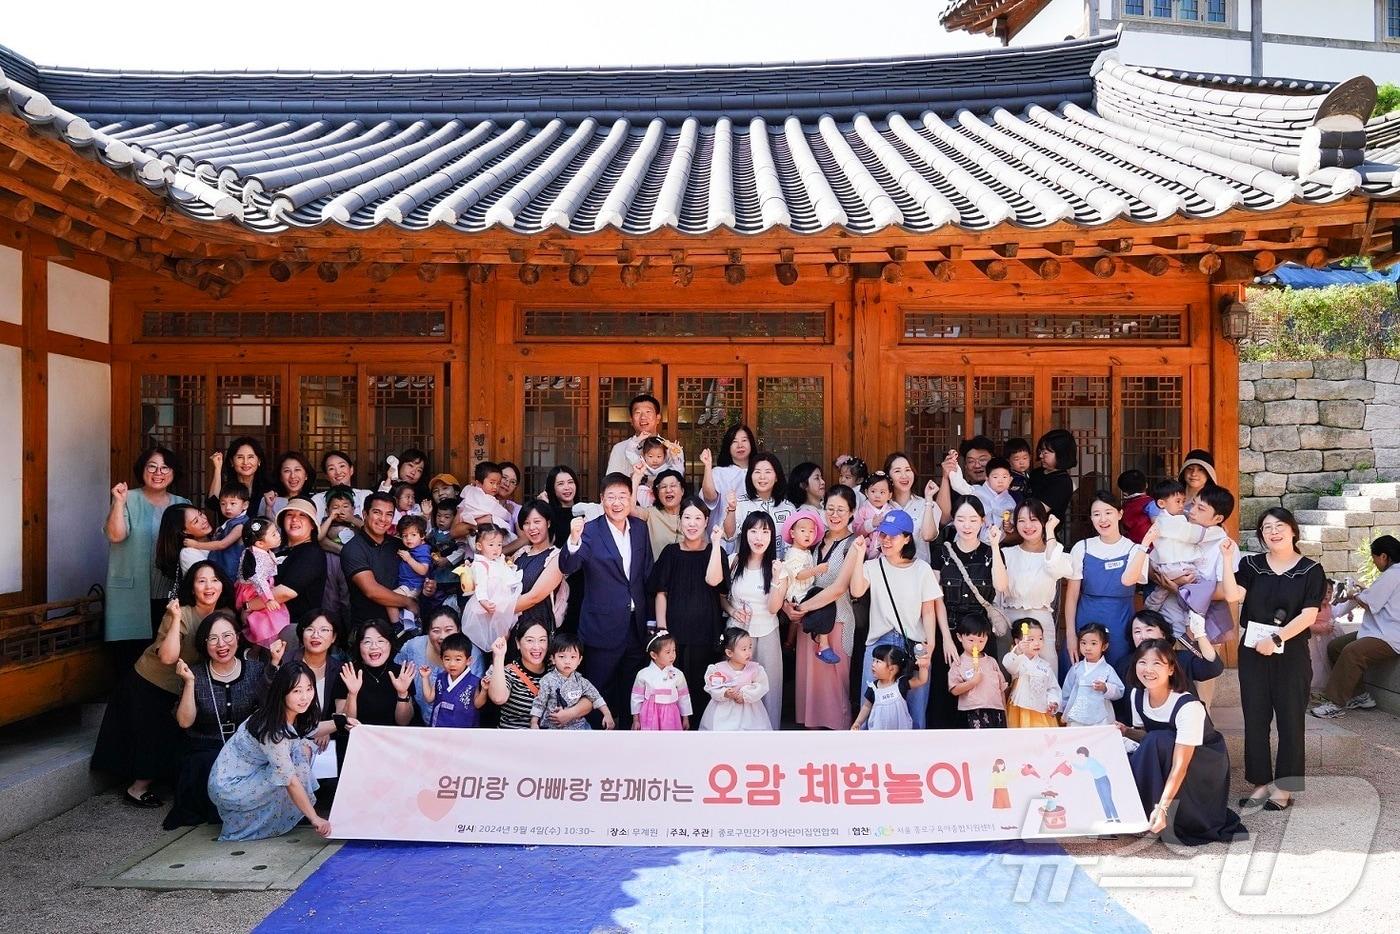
[105,446,189,655]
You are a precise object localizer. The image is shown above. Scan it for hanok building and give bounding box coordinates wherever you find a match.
[0,32,1396,719]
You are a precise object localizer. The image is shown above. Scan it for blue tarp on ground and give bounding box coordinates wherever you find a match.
[1255,262,1400,289]
[256,839,1146,932]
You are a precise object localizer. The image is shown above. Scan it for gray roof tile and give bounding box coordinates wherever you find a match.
[0,33,1394,236]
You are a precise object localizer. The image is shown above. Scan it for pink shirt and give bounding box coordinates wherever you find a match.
[947,652,1008,711]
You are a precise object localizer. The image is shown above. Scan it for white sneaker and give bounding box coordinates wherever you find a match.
[1310,701,1346,719]
[1346,692,1377,710]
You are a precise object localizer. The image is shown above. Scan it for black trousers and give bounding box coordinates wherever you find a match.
[676,642,717,724]
[1238,641,1312,789]
[583,640,646,730]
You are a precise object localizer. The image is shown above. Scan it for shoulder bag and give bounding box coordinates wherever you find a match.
[943,541,1010,637]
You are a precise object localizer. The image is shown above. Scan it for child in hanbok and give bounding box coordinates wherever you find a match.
[699,628,771,730]
[235,517,288,648]
[459,524,522,672]
[1003,618,1060,728]
[631,632,692,730]
[1061,623,1125,727]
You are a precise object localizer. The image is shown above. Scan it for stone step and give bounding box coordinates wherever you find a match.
[1293,509,1374,527]
[1298,524,1349,544]
[0,704,111,842]
[1339,485,1392,497]
[1206,669,1361,769]
[1316,495,1399,512]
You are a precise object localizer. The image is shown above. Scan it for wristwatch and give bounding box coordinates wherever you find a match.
[1270,633,1285,649]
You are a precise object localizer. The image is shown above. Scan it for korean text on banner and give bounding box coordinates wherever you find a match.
[329,726,1146,847]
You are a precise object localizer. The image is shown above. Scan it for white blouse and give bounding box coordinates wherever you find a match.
[1069,537,1148,584]
[998,543,1072,610]
[729,564,783,639]
[1132,690,1206,746]
[892,494,939,565]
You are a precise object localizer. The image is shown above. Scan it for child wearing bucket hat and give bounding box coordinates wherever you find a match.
[781,508,838,664]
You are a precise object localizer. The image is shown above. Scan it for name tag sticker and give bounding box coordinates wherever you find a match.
[1104,559,1125,570]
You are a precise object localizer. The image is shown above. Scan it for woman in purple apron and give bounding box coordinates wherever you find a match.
[1064,493,1145,675]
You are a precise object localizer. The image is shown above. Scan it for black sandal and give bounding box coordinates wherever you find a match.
[1263,797,1292,811]
[122,790,163,809]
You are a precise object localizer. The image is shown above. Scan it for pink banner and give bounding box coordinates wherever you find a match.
[330,725,1147,847]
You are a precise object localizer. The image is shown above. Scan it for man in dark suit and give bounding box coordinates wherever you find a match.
[559,471,654,728]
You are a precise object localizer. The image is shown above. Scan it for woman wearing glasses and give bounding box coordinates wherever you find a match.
[91,561,235,809]
[104,446,190,654]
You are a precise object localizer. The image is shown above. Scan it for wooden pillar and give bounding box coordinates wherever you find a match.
[21,251,47,603]
[851,277,884,459]
[447,294,469,477]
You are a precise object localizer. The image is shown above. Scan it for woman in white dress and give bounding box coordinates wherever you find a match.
[700,424,758,535]
[991,498,1072,678]
[722,512,791,729]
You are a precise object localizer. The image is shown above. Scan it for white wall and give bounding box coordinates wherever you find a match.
[0,344,21,594]
[1117,30,1254,73]
[1010,0,1087,45]
[1264,43,1400,81]
[46,354,111,602]
[0,244,18,326]
[46,263,109,343]
[1264,0,1375,43]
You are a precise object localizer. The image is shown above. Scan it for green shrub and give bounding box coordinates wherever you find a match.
[1243,282,1398,361]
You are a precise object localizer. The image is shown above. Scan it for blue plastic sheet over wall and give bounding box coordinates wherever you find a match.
[1255,261,1400,290]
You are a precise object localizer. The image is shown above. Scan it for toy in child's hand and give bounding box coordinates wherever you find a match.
[1020,621,1030,639]
[971,645,981,671]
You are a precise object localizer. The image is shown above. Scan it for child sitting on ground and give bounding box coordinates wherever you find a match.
[947,614,1008,729]
[1117,469,1154,544]
[183,482,249,581]
[1004,439,1032,505]
[699,627,772,730]
[418,633,482,728]
[781,508,837,664]
[851,643,931,731]
[947,457,1018,544]
[1061,623,1124,727]
[394,515,431,634]
[530,633,613,730]
[1003,618,1060,728]
[1140,480,1229,638]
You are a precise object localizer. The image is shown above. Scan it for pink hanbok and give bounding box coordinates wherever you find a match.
[630,662,692,731]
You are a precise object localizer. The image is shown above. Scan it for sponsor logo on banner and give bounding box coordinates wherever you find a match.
[330,726,1146,847]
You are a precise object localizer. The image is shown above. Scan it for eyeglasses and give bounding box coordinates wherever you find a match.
[305,626,335,637]
[144,464,173,474]
[360,637,389,648]
[206,632,237,644]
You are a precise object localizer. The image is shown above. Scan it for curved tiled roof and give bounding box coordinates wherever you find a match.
[0,33,1393,238]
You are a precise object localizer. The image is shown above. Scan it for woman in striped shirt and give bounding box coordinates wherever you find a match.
[484,619,571,730]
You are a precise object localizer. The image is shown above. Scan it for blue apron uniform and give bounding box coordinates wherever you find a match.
[1065,542,1137,675]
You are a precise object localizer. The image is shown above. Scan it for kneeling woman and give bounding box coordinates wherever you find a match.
[1123,640,1245,846]
[207,661,350,841]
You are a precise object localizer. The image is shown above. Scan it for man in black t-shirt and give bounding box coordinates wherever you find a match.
[340,492,415,627]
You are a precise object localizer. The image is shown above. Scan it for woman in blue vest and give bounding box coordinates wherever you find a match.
[1064,492,1146,675]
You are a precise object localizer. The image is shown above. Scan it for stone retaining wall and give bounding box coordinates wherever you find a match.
[1239,359,1399,571]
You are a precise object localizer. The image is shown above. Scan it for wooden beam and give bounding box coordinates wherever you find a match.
[886,246,909,262]
[926,260,955,282]
[671,264,694,287]
[465,263,491,284]
[1305,247,1329,268]
[775,263,799,286]
[1043,240,1074,256]
[1099,237,1132,254]
[833,247,852,264]
[20,250,47,603]
[1259,225,1303,244]
[417,262,440,283]
[568,264,591,287]
[619,265,641,287]
[1205,230,1245,247]
[1252,250,1278,273]
[518,263,541,284]
[991,243,1019,258]
[1080,256,1117,278]
[975,258,1008,281]
[1027,257,1060,280]
[365,261,395,282]
[1197,252,1222,276]
[316,261,341,283]
[724,264,746,285]
[881,261,904,284]
[1126,254,1171,277]
[1154,234,1191,250]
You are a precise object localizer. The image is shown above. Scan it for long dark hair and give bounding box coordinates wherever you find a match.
[717,424,759,468]
[735,511,778,593]
[745,453,787,503]
[544,465,580,508]
[273,451,316,497]
[246,661,320,744]
[220,436,271,494]
[155,505,206,582]
[176,560,235,610]
[786,462,822,506]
